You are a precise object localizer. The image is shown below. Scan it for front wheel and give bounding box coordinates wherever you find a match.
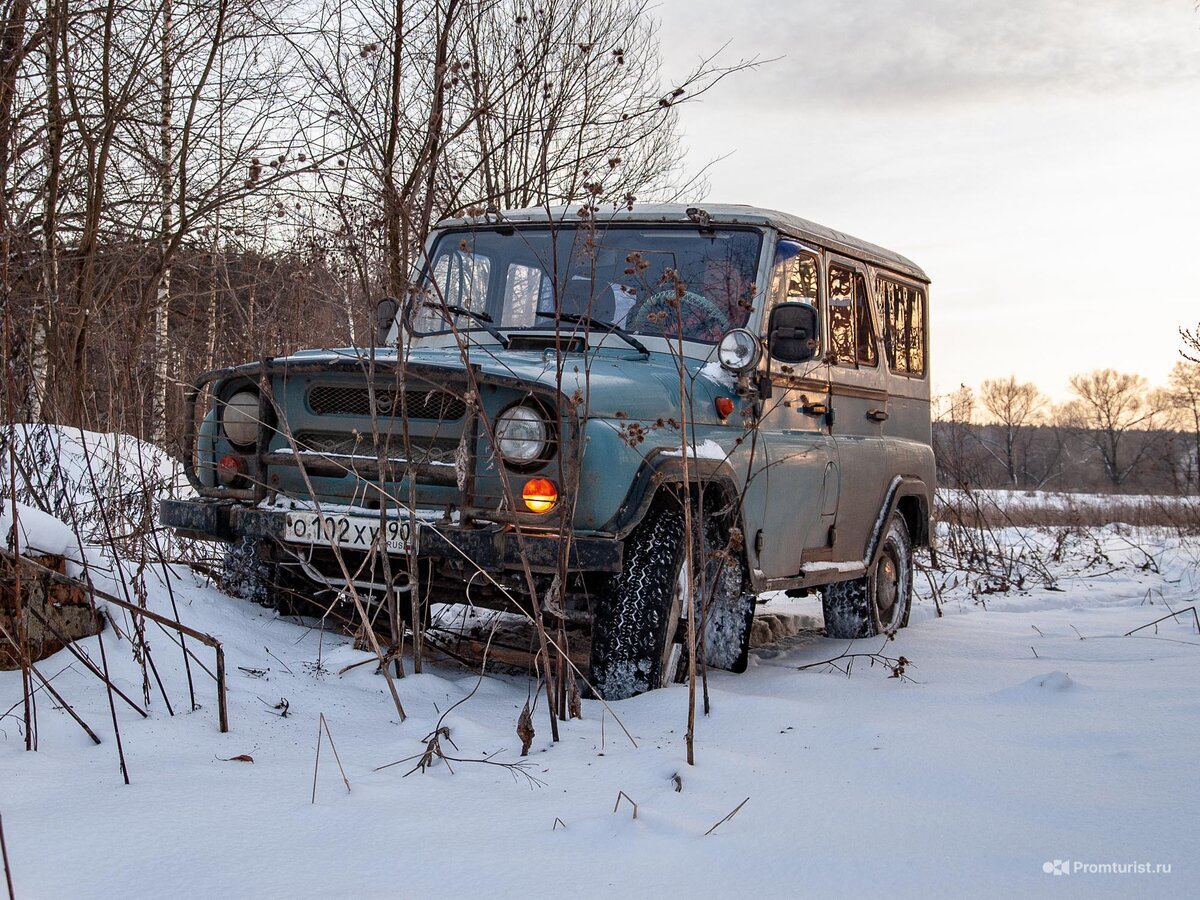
[821,514,913,640]
[590,501,755,700]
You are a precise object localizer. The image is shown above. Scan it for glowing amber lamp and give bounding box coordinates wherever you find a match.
[216,453,246,486]
[715,396,735,418]
[522,478,558,513]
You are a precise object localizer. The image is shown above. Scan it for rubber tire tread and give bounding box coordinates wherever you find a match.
[820,514,913,639]
[590,503,687,701]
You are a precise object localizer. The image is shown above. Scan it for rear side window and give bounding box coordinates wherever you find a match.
[876,276,927,376]
[828,264,877,367]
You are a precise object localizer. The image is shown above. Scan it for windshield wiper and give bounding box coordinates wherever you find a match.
[536,311,649,357]
[426,302,509,348]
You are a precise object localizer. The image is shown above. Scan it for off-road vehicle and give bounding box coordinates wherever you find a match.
[161,204,934,699]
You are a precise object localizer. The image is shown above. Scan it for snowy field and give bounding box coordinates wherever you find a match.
[1,525,1196,898]
[1,430,1198,898]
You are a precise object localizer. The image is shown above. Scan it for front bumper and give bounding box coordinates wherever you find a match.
[160,499,622,574]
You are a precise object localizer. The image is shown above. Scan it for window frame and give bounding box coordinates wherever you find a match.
[825,256,880,370]
[763,239,823,358]
[873,271,928,379]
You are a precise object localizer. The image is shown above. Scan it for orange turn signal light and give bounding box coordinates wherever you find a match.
[216,453,246,486]
[522,478,558,513]
[715,396,735,418]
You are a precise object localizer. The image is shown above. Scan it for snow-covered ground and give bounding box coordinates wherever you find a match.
[2,517,1198,898]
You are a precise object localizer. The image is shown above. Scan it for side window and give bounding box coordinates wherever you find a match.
[766,241,820,352]
[501,263,549,327]
[828,263,877,367]
[875,276,927,376]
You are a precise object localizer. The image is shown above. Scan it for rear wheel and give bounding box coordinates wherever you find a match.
[821,514,912,639]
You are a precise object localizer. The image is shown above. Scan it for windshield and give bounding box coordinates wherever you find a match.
[410,225,763,345]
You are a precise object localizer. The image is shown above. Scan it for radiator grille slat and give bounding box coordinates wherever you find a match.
[293,431,459,466]
[308,385,466,420]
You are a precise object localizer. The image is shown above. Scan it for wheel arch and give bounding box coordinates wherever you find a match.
[602,450,745,539]
[867,477,931,567]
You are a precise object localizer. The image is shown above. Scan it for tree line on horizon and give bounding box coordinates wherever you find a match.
[934,325,1200,496]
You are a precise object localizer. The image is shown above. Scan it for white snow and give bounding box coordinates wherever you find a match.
[698,360,735,390]
[1,501,83,560]
[798,559,864,574]
[2,442,1198,896]
[663,439,726,460]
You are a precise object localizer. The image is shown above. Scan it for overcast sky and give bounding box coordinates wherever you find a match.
[656,0,1200,400]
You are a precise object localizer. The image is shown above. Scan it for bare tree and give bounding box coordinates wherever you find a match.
[1066,368,1161,490]
[977,375,1044,487]
[1168,360,1200,491]
[1181,322,1200,364]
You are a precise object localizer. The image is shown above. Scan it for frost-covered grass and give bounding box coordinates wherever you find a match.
[938,486,1200,530]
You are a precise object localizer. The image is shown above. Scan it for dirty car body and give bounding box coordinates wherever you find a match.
[161,204,935,699]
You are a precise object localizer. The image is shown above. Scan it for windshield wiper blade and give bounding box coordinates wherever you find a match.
[426,302,509,348]
[536,311,649,356]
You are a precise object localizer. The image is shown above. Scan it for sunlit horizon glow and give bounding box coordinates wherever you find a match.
[657,0,1200,403]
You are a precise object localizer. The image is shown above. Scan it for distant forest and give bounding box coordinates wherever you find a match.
[934,359,1200,496]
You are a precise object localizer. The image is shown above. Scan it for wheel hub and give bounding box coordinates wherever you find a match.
[876,554,898,618]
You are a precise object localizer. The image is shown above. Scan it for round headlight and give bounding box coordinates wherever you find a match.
[222,390,260,447]
[717,328,761,373]
[495,405,548,465]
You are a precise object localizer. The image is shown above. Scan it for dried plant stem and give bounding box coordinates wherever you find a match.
[0,810,14,900]
[320,713,351,795]
[310,715,323,804]
[4,359,33,751]
[613,790,638,819]
[24,605,147,718]
[1125,606,1200,636]
[705,797,749,835]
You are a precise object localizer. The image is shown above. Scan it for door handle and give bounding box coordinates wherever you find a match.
[866,408,889,422]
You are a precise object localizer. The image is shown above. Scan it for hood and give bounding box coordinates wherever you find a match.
[279,344,739,423]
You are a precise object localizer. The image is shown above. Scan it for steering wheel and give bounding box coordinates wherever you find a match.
[628,289,730,341]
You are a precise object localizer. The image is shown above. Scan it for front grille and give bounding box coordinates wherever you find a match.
[294,431,459,465]
[308,385,466,420]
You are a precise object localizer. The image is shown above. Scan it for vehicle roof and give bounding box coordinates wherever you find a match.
[436,203,929,283]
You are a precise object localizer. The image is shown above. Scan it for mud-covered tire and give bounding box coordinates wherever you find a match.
[590,503,688,700]
[219,537,276,607]
[821,514,913,639]
[693,516,756,674]
[219,538,316,616]
[590,502,756,700]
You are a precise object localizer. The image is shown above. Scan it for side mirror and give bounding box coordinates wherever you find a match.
[375,296,399,347]
[768,302,819,363]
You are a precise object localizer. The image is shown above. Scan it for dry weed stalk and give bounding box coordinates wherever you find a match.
[311,712,352,803]
[613,790,638,819]
[0,810,13,900]
[797,641,915,682]
[1125,605,1200,637]
[705,797,750,836]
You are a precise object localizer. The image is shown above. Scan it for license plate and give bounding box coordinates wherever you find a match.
[283,512,417,554]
